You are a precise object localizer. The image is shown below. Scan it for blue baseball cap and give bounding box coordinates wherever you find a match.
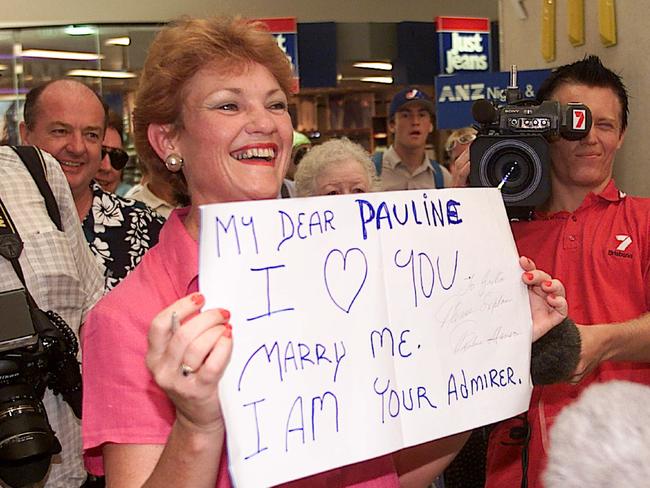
[389,88,435,120]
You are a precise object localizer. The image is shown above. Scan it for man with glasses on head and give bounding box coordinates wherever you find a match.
[444,126,477,172]
[20,80,164,291]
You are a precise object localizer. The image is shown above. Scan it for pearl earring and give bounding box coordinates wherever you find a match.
[165,153,184,173]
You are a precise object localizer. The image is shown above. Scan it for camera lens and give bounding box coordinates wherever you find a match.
[475,138,544,204]
[498,160,523,185]
[491,151,531,190]
[0,384,58,461]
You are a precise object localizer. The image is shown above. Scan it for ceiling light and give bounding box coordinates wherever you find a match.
[105,37,131,46]
[66,69,136,79]
[0,94,26,102]
[21,49,104,61]
[360,76,393,84]
[353,62,393,71]
[64,25,97,36]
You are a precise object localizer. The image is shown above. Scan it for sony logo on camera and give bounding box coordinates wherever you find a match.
[468,66,592,217]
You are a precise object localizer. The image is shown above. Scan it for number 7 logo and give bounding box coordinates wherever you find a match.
[616,235,632,251]
[573,109,586,130]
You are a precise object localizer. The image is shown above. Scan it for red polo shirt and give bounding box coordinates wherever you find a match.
[485,180,650,488]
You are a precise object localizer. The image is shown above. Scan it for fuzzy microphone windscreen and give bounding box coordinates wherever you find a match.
[531,317,581,385]
[544,381,650,488]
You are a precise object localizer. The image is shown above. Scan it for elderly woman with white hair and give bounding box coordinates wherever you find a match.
[294,137,378,197]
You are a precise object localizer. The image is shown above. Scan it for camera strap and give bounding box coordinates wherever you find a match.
[10,146,62,232]
[0,192,40,311]
[0,145,64,310]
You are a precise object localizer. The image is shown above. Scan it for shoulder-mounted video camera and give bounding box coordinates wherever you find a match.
[469,65,592,218]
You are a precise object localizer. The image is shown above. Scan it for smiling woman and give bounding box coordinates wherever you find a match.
[148,62,293,224]
[131,17,294,225]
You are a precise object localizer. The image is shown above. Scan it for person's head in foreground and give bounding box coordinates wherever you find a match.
[133,15,295,233]
[294,138,378,196]
[535,55,628,201]
[544,380,650,488]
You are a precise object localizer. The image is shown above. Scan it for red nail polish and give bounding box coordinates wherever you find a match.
[219,309,231,321]
[223,323,232,338]
[191,293,205,305]
[525,272,534,281]
[544,281,553,287]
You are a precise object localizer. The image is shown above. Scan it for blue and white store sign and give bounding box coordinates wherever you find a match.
[436,16,492,75]
[258,17,300,92]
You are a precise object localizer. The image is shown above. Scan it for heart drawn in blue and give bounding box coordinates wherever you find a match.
[323,248,368,313]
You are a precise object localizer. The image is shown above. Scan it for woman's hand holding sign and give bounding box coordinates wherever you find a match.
[519,256,568,341]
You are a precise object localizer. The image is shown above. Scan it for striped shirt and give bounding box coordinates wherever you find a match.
[0,146,104,487]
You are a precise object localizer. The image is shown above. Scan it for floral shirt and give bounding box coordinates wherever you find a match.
[82,182,165,290]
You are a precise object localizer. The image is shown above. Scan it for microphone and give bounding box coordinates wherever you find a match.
[545,381,650,488]
[530,317,581,385]
[471,99,499,125]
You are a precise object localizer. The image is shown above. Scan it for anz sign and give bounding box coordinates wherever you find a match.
[434,69,551,129]
[438,83,504,103]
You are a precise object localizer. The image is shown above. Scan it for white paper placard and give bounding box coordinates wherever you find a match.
[199,188,533,487]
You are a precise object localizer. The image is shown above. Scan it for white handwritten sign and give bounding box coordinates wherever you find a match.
[199,188,533,487]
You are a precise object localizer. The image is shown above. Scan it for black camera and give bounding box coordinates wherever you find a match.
[469,65,592,217]
[0,289,82,488]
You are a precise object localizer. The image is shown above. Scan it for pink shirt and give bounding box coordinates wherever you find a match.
[485,180,650,488]
[82,207,399,487]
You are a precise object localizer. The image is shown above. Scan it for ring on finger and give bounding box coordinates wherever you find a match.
[180,363,195,376]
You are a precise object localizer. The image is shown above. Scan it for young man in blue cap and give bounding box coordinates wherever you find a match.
[375,87,451,191]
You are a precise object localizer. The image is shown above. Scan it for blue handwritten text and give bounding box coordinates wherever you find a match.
[355,194,463,240]
[238,340,347,391]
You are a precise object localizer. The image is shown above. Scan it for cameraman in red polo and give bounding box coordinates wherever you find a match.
[455,55,650,488]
